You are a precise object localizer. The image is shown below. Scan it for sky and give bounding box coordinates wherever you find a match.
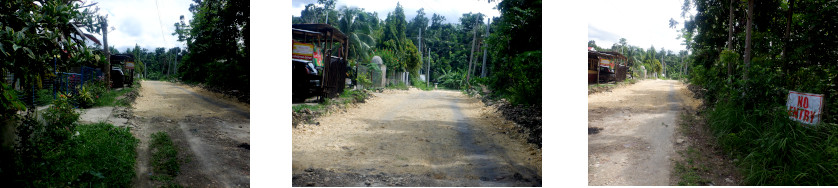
[587,0,696,53]
[290,0,501,24]
[86,0,193,53]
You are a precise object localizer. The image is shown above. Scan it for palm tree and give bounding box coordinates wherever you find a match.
[338,7,377,63]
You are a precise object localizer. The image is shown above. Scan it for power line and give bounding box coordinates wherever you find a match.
[155,0,168,48]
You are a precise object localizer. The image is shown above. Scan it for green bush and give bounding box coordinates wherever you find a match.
[13,121,139,187]
[437,69,465,89]
[42,94,80,143]
[75,86,95,108]
[34,89,53,106]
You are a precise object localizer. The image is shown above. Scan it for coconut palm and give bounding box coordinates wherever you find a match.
[338,7,378,63]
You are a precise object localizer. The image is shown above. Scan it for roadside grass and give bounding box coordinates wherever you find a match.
[292,103,325,113]
[292,89,373,127]
[588,78,638,95]
[149,131,182,186]
[93,87,133,107]
[410,79,434,91]
[706,100,838,185]
[14,122,139,187]
[674,147,712,186]
[70,123,139,186]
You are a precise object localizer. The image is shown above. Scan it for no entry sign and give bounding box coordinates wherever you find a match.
[787,91,824,125]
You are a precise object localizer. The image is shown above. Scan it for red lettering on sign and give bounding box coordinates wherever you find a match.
[804,110,811,122]
[804,97,809,108]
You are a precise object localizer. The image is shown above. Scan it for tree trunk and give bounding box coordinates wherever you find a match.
[783,0,794,63]
[727,0,735,83]
[743,0,754,82]
[481,18,490,78]
[102,17,111,89]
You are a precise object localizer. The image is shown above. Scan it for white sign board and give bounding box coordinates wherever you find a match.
[787,91,824,125]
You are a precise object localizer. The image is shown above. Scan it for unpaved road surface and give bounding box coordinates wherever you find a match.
[131,80,250,187]
[292,89,541,186]
[588,79,689,185]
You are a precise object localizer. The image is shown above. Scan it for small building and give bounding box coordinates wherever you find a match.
[588,49,629,84]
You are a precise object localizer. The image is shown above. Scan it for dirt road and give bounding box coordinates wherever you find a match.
[588,79,689,185]
[292,89,541,186]
[131,80,250,187]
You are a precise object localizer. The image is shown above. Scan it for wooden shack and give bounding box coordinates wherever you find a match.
[588,49,629,84]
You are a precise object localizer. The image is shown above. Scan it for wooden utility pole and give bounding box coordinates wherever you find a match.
[481,18,490,78]
[101,16,111,88]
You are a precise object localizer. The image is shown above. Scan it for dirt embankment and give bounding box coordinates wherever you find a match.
[293,89,541,186]
[131,80,250,187]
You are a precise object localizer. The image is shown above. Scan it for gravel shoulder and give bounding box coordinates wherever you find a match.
[131,80,250,187]
[292,89,541,186]
[588,79,690,185]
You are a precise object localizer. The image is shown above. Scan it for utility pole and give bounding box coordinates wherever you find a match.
[481,18,490,78]
[101,16,110,88]
[466,17,478,88]
[418,28,422,77]
[427,47,430,88]
[661,56,666,78]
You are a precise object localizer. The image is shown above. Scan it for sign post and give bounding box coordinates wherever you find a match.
[786,91,824,125]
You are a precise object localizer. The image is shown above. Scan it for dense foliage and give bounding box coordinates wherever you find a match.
[293,0,542,105]
[1,0,104,113]
[682,0,838,185]
[484,0,541,105]
[175,0,249,98]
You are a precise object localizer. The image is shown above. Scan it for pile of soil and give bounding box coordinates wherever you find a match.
[292,109,321,128]
[477,95,541,148]
[494,100,542,148]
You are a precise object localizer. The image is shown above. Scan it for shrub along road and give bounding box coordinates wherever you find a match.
[130,80,250,187]
[588,79,692,185]
[292,89,541,186]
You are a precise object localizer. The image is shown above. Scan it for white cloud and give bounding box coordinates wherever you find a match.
[587,0,696,52]
[85,0,194,52]
[290,0,501,24]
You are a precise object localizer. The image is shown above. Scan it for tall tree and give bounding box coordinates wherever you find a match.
[175,0,249,98]
[743,0,753,82]
[338,7,378,63]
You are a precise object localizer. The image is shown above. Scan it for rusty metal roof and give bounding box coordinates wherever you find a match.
[588,51,627,60]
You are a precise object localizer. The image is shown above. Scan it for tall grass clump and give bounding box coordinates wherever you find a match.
[707,98,838,185]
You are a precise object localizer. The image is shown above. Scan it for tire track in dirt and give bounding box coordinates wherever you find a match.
[132,80,249,187]
[588,79,686,186]
[292,89,541,186]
